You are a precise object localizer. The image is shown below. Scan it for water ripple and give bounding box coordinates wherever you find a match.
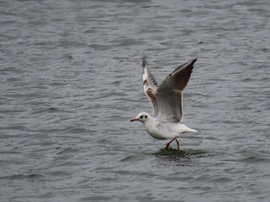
[1,0,270,201]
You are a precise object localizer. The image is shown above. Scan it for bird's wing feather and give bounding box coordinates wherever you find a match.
[142,56,159,116]
[156,58,197,123]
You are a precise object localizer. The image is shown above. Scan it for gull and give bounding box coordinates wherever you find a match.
[130,56,198,150]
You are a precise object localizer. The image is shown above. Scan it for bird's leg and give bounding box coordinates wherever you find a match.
[165,138,176,150]
[175,139,180,151]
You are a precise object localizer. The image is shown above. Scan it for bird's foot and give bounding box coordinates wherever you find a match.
[164,138,180,150]
[165,144,170,150]
[175,139,180,151]
[165,138,175,150]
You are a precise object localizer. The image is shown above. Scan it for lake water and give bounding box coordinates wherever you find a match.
[1,0,270,201]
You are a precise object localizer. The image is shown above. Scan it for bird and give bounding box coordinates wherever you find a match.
[130,56,198,150]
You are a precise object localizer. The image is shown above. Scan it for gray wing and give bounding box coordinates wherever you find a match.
[155,58,197,123]
[142,56,159,116]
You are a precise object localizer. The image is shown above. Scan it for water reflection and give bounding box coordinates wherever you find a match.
[154,148,207,166]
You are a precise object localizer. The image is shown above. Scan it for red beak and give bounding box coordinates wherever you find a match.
[130,118,138,122]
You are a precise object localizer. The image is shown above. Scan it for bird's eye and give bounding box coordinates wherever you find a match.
[145,115,147,118]
[140,115,143,119]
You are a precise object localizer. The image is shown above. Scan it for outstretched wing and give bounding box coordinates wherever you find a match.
[142,56,159,116]
[156,58,197,123]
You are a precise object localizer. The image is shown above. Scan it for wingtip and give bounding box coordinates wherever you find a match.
[191,57,198,64]
[187,58,197,68]
[142,56,147,68]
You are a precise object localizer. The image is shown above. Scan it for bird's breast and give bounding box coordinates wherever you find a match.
[144,122,170,140]
[146,128,167,140]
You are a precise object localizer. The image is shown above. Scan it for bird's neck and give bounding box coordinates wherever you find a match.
[143,116,155,128]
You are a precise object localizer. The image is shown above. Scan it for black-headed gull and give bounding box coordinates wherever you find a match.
[130,57,198,150]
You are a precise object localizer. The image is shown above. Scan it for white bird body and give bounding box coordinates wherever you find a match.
[137,112,197,140]
[130,57,198,150]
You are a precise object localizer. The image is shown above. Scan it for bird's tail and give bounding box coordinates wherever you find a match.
[181,125,198,133]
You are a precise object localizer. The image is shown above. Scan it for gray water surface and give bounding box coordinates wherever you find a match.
[1,0,270,201]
